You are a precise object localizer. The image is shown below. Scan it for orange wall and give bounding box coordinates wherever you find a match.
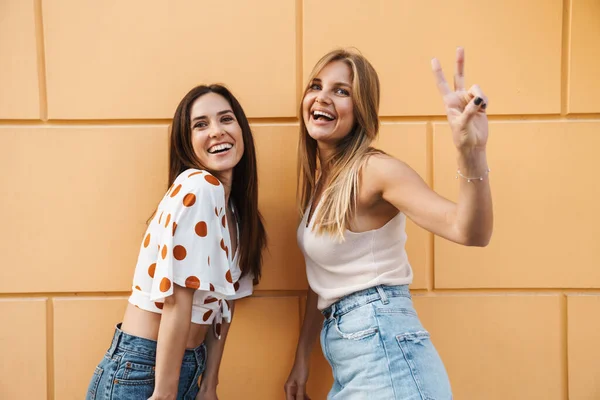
[1,1,599,399]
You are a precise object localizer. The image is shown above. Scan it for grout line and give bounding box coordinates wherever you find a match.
[33,0,48,121]
[295,0,304,117]
[46,297,54,400]
[426,121,435,292]
[2,288,600,299]
[4,115,600,127]
[561,0,572,116]
[560,293,569,399]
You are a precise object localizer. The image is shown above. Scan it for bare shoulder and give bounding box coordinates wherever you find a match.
[363,151,416,186]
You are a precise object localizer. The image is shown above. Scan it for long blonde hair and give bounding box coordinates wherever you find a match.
[298,49,381,240]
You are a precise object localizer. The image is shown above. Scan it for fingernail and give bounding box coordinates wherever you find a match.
[474,97,483,106]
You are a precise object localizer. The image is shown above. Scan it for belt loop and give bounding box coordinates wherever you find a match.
[106,324,122,358]
[194,343,206,367]
[329,303,336,319]
[376,285,389,305]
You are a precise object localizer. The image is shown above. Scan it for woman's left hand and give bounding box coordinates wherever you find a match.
[431,47,489,153]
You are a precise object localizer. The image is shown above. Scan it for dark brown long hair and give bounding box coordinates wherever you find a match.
[169,84,266,281]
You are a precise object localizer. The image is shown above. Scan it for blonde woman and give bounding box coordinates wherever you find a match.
[285,48,492,399]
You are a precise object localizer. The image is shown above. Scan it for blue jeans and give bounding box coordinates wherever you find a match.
[320,285,452,399]
[86,323,206,400]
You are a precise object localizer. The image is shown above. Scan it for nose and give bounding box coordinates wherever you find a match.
[315,91,331,105]
[209,126,225,138]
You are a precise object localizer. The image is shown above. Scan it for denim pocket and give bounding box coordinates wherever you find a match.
[85,366,103,400]
[334,306,379,341]
[181,362,205,400]
[117,358,155,384]
[376,307,418,317]
[112,355,155,399]
[396,331,452,399]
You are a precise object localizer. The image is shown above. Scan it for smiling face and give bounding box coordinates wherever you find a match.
[189,92,244,178]
[302,60,356,150]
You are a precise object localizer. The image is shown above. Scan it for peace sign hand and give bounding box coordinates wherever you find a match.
[432,47,489,153]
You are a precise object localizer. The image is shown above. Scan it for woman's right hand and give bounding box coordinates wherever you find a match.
[284,360,311,400]
[148,393,176,400]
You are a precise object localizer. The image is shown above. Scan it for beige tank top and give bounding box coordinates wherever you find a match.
[297,202,413,310]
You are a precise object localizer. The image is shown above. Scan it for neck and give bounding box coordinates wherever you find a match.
[317,141,336,173]
[217,171,233,203]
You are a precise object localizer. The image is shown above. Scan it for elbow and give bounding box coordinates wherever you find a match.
[464,231,493,247]
[466,237,491,247]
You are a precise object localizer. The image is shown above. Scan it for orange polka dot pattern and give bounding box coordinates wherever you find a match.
[185,276,200,289]
[127,169,252,329]
[160,278,171,292]
[205,175,220,186]
[170,184,181,197]
[148,263,156,278]
[183,193,196,207]
[173,245,187,261]
[195,221,207,237]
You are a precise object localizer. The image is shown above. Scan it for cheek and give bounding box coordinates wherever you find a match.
[191,133,205,157]
[340,103,355,126]
[302,95,313,117]
[237,137,245,156]
[234,127,244,154]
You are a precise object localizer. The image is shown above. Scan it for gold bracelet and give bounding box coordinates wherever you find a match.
[456,168,490,183]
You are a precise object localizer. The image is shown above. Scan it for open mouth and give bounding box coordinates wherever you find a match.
[312,110,336,122]
[208,143,233,154]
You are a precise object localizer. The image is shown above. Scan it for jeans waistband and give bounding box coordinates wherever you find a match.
[322,285,411,319]
[106,323,206,365]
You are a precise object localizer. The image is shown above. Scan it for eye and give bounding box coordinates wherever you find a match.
[335,88,350,96]
[309,83,322,91]
[193,121,207,129]
[221,115,235,123]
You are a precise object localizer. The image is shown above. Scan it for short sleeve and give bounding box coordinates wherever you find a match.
[149,170,236,302]
[226,273,254,301]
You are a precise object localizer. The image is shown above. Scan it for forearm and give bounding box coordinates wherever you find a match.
[454,148,493,246]
[294,288,323,363]
[200,301,236,391]
[154,286,194,398]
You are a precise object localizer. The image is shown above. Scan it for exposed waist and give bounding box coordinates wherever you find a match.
[121,302,209,348]
[110,322,206,363]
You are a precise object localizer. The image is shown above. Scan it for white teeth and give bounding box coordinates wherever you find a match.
[313,110,335,120]
[208,143,233,154]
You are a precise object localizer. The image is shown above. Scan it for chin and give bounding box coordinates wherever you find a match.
[209,157,242,174]
[307,126,332,139]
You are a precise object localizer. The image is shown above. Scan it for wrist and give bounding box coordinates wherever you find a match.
[153,379,178,399]
[200,375,219,391]
[199,385,218,393]
[457,148,488,174]
[150,391,177,400]
[293,353,310,368]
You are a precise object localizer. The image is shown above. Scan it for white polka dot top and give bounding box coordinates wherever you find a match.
[128,169,252,336]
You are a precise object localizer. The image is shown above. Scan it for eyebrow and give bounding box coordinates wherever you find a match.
[191,109,234,122]
[311,78,352,88]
